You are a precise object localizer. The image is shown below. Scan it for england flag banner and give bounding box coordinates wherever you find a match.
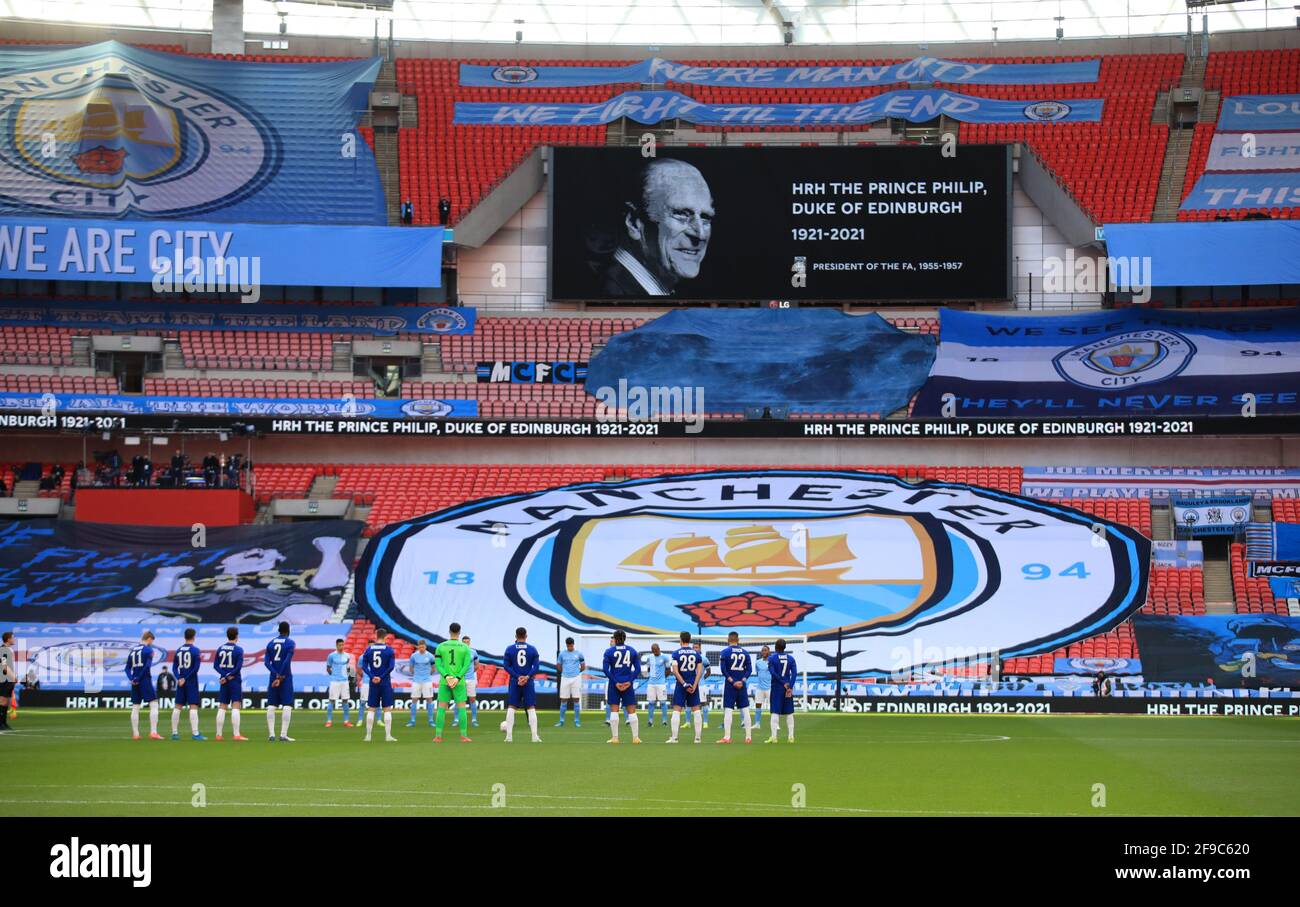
[912,308,1300,418]
[355,470,1149,677]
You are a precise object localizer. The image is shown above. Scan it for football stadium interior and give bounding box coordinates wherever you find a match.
[1,0,1299,827]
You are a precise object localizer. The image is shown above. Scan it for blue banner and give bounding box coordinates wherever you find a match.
[1052,656,1142,675]
[0,299,473,335]
[1132,615,1300,686]
[0,41,384,223]
[476,361,587,383]
[0,218,445,287]
[1103,221,1300,285]
[461,57,1101,88]
[0,393,478,420]
[1216,94,1300,131]
[914,307,1300,417]
[1179,172,1300,212]
[1268,576,1300,598]
[1170,495,1252,537]
[1153,540,1204,568]
[0,519,361,625]
[585,309,935,415]
[1180,95,1300,212]
[1243,521,1300,561]
[454,89,1102,127]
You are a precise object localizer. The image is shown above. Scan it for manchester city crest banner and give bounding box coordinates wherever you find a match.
[459,57,1102,89]
[0,41,385,223]
[912,308,1300,418]
[355,470,1150,676]
[0,519,363,624]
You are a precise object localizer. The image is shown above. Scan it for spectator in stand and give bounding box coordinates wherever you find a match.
[438,197,451,225]
[202,453,219,488]
[170,452,186,488]
[156,664,176,697]
[400,199,414,224]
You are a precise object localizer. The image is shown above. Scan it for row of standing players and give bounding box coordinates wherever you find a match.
[587,629,799,745]
[123,623,799,745]
[124,620,480,742]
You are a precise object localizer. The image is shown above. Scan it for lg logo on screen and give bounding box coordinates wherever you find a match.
[49,838,152,887]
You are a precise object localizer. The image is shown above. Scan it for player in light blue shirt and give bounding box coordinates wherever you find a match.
[325,640,353,727]
[407,639,437,727]
[555,637,586,727]
[752,644,772,727]
[644,643,671,727]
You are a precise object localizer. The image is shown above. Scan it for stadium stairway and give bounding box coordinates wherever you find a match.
[1201,537,1236,613]
[1151,50,1205,221]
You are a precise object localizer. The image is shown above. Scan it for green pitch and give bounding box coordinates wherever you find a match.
[3,709,1297,816]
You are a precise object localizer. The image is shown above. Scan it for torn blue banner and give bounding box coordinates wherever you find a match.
[584,309,935,415]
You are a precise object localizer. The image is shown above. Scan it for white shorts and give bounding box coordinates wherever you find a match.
[410,681,433,699]
[559,676,584,700]
[328,681,350,700]
[646,683,667,703]
[464,676,477,698]
[753,688,770,706]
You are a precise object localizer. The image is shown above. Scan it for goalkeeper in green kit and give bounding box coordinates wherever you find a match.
[434,622,473,742]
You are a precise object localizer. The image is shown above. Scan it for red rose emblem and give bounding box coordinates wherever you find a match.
[73,145,128,175]
[680,591,815,627]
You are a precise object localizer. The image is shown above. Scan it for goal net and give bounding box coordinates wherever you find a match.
[567,633,809,713]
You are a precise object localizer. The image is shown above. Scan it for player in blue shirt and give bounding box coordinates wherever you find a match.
[214,626,247,741]
[717,631,754,744]
[406,638,436,728]
[264,621,296,742]
[644,643,671,727]
[325,638,354,728]
[602,629,642,744]
[361,628,398,742]
[555,637,586,728]
[169,627,206,741]
[125,630,160,740]
[751,644,772,728]
[502,627,542,743]
[693,640,712,728]
[766,638,798,744]
[667,630,704,744]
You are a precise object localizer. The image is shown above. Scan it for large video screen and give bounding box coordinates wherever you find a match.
[548,144,1011,301]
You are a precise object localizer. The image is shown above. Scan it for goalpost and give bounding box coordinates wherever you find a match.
[567,632,810,713]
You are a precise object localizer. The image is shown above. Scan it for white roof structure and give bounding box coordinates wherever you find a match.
[0,0,1294,46]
